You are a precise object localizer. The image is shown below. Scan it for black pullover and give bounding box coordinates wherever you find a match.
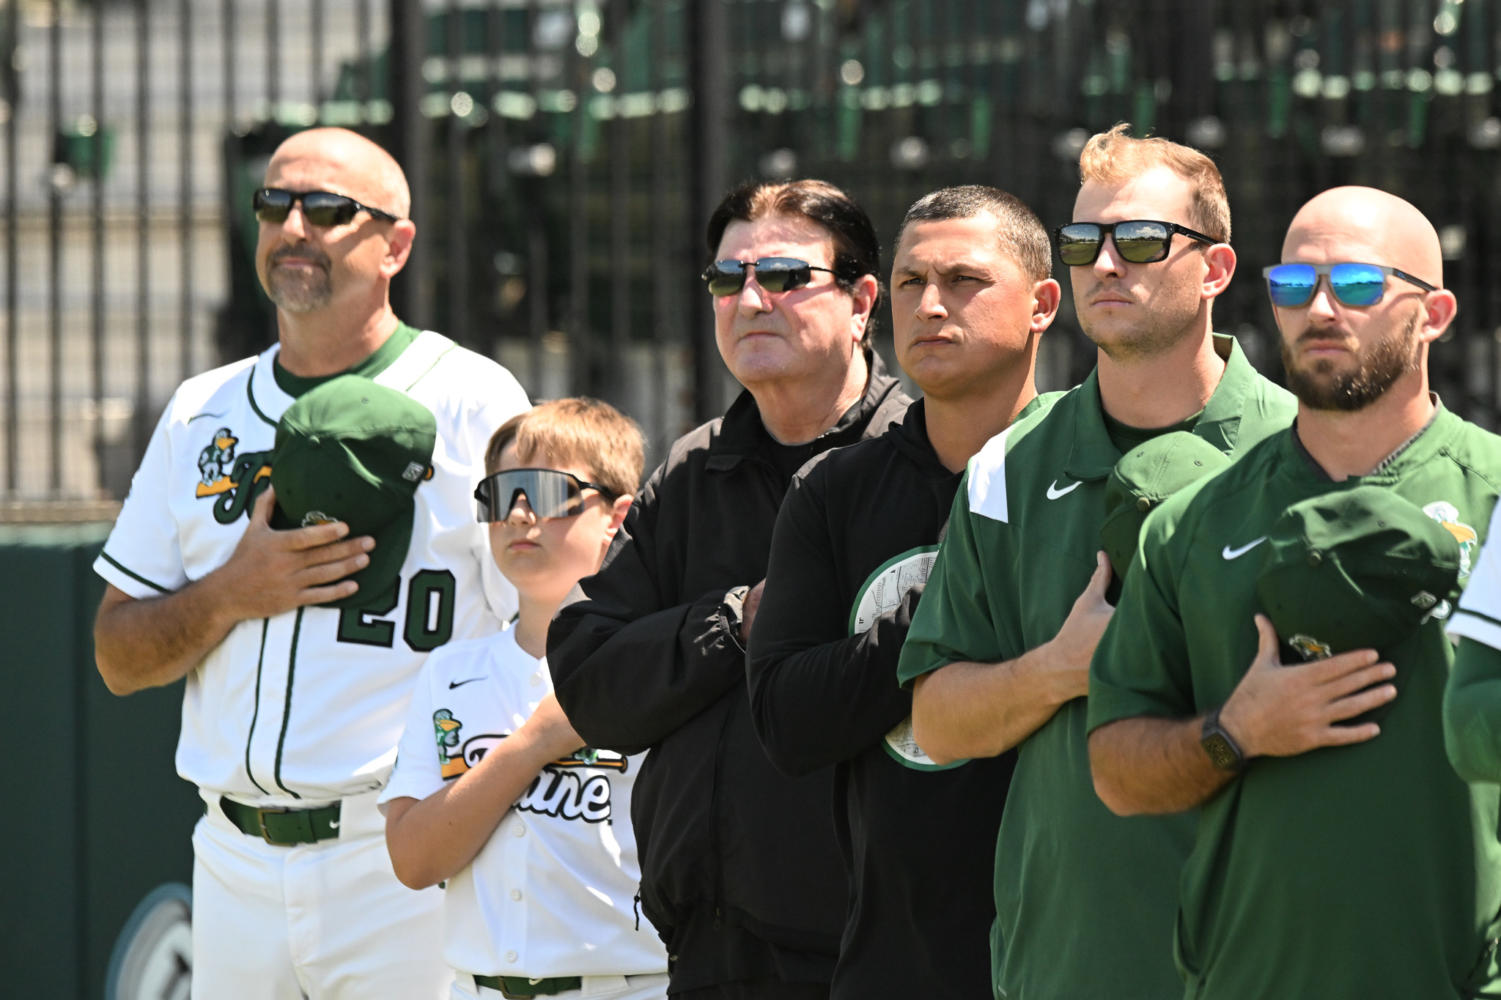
[549,354,909,994]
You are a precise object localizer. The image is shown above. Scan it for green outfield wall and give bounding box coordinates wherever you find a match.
[1,525,199,999]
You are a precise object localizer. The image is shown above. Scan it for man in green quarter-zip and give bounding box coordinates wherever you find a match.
[1089,186,1501,998]
[897,124,1295,1000]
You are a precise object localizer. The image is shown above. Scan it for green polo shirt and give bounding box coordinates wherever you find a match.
[1090,406,1501,999]
[898,335,1295,1000]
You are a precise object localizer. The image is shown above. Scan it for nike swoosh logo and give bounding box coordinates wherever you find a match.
[448,677,485,689]
[1221,537,1267,560]
[1046,479,1082,500]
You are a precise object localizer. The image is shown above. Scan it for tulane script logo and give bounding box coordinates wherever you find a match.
[192,424,271,525]
[434,709,628,824]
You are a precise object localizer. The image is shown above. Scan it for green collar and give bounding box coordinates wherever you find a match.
[1280,399,1458,486]
[272,321,419,398]
[1063,333,1252,481]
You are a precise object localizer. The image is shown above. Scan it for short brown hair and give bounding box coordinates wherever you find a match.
[705,178,882,345]
[1078,123,1231,244]
[895,185,1052,283]
[484,397,645,500]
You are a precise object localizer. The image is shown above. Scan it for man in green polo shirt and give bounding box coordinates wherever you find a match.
[1088,186,1501,997]
[897,125,1294,999]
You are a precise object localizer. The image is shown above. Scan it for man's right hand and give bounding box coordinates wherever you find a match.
[95,484,376,695]
[1041,550,1115,702]
[1218,614,1395,759]
[912,551,1115,763]
[213,484,376,620]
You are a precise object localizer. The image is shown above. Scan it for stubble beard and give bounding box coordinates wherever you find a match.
[1282,311,1420,412]
[1085,314,1194,363]
[263,247,333,314]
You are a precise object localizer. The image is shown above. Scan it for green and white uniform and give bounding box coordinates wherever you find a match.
[1089,406,1501,999]
[898,336,1294,999]
[95,325,529,999]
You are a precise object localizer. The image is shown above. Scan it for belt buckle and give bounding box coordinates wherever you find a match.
[256,806,288,844]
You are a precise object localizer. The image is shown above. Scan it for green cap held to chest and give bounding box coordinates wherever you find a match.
[1256,484,1462,665]
[1100,431,1232,583]
[270,374,438,610]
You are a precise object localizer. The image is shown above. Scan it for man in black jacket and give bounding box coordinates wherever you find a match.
[547,179,910,999]
[746,186,1060,999]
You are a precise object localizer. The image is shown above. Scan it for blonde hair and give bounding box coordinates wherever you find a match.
[1078,123,1230,243]
[485,397,645,499]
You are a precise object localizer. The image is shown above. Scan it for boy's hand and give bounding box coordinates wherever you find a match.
[526,693,585,758]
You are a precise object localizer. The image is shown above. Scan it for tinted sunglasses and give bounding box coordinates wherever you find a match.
[1263,262,1438,308]
[253,187,401,227]
[1054,219,1220,267]
[701,257,838,296]
[474,468,619,522]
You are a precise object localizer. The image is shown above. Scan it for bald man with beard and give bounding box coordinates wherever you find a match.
[1085,186,1501,999]
[93,127,528,998]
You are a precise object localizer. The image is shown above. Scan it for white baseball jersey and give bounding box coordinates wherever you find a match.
[94,330,528,804]
[1451,498,1501,649]
[381,626,667,980]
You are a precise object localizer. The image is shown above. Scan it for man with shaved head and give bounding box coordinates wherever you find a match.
[1087,186,1501,997]
[93,127,529,997]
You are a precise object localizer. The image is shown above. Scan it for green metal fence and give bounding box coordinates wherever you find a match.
[4,0,1501,508]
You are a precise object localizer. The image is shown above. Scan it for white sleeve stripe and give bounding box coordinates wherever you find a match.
[967,423,1016,524]
[1449,611,1501,653]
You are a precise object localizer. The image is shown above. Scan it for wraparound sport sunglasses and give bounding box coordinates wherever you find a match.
[474,467,620,522]
[701,257,838,296]
[1262,262,1438,308]
[253,187,402,227]
[1054,219,1220,267]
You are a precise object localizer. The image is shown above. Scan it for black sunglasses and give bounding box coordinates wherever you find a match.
[1055,219,1220,267]
[701,257,838,296]
[1263,262,1437,309]
[474,467,619,522]
[253,187,401,227]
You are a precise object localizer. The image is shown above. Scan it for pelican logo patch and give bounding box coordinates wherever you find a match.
[434,709,466,778]
[195,427,240,495]
[1422,500,1478,580]
[192,423,272,524]
[1288,633,1332,661]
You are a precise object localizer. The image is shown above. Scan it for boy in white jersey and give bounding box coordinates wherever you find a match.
[382,398,669,1000]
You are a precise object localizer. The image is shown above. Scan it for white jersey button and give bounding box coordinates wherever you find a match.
[505,951,518,963]
[510,889,523,901]
[513,821,526,837]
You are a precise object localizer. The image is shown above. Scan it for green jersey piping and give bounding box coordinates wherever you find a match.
[244,366,279,429]
[273,608,306,799]
[97,552,170,594]
[245,619,271,795]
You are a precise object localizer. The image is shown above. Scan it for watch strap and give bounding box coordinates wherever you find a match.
[1201,705,1245,773]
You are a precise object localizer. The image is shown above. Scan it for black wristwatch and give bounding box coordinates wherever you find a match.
[1200,706,1245,773]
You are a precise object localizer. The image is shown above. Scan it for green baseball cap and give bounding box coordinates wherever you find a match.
[1255,485,1462,720]
[1100,432,1231,589]
[270,375,437,610]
